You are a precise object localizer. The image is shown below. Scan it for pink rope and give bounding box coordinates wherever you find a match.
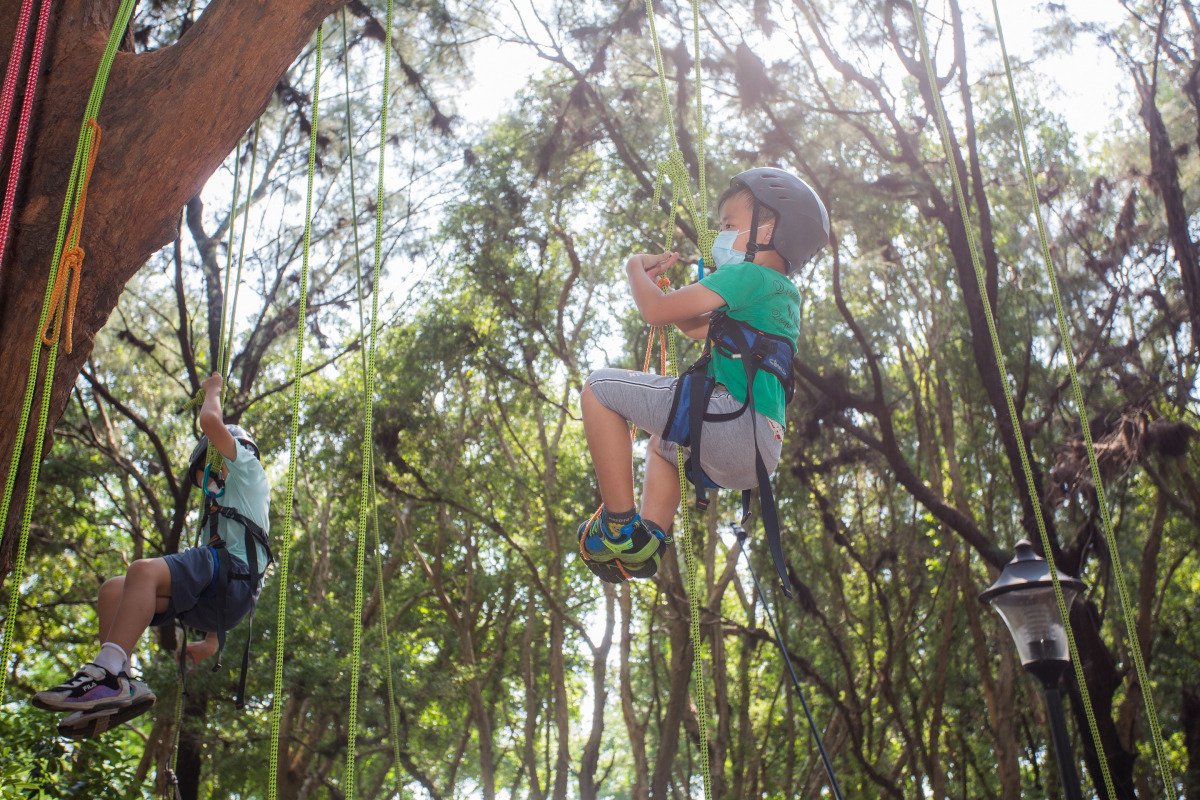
[0,0,51,276]
[0,0,36,153]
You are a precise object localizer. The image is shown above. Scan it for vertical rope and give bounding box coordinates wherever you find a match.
[340,0,397,788]
[667,324,712,800]
[644,0,715,264]
[642,3,713,794]
[0,0,53,276]
[0,0,138,706]
[906,2,1116,795]
[267,26,323,800]
[989,1,1178,794]
[363,3,406,780]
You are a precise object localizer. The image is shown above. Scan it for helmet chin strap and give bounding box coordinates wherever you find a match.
[743,202,776,263]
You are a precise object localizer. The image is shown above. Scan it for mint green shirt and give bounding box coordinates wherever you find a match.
[698,260,800,424]
[218,441,271,572]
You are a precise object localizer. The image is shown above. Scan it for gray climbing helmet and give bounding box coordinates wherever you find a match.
[729,167,830,273]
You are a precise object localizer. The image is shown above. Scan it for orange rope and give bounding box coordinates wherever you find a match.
[41,119,101,354]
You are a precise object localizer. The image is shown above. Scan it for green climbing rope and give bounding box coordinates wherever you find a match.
[989,1,1178,794]
[644,0,714,795]
[166,120,263,787]
[341,0,397,793]
[364,0,405,787]
[267,26,324,800]
[907,2,1116,795]
[0,0,138,706]
[645,0,716,267]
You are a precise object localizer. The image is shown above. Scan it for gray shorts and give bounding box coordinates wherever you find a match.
[149,546,259,633]
[585,368,784,490]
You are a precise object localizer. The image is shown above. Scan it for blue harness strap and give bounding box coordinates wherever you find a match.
[662,311,795,595]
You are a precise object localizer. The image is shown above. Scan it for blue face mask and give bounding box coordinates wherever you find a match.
[710,223,773,269]
[710,230,745,268]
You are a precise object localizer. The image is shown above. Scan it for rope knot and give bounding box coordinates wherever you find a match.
[40,118,101,354]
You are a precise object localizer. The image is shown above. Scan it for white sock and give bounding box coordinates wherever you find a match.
[94,642,129,676]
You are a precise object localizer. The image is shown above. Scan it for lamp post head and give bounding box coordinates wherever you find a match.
[979,539,1088,686]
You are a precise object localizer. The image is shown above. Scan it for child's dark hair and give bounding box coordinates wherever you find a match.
[717,186,777,224]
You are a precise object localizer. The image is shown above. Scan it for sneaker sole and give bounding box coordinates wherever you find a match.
[32,689,135,713]
[58,698,155,739]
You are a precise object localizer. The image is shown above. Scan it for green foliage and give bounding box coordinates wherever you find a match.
[5,0,1200,798]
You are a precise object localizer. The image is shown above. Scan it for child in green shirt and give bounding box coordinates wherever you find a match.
[578,168,828,583]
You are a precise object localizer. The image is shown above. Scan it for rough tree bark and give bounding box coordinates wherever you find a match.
[0,0,350,575]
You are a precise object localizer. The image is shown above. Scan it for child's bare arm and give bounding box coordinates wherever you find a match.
[199,372,239,462]
[627,252,723,327]
[674,313,710,340]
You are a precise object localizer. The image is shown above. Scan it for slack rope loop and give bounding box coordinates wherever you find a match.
[268,24,324,800]
[0,0,52,276]
[906,2,1117,796]
[0,0,138,706]
[989,1,1178,794]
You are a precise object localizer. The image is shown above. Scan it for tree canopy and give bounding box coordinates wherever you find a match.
[1,0,1199,798]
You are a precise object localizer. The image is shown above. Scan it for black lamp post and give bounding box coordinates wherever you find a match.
[980,539,1087,800]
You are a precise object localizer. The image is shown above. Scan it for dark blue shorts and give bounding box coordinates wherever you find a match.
[150,546,259,632]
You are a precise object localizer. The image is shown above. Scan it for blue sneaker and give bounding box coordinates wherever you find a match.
[578,517,670,583]
[578,512,661,563]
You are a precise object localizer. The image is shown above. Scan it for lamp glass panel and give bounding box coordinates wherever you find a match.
[990,585,1079,665]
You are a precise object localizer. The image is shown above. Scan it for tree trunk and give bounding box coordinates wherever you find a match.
[619,583,651,798]
[175,688,210,800]
[1069,600,1137,800]
[1135,74,1200,352]
[579,585,615,800]
[0,0,349,575]
[652,555,693,799]
[1183,688,1200,799]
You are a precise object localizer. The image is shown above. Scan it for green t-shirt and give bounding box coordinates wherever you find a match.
[698,260,800,424]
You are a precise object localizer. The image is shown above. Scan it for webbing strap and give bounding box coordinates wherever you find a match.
[267,25,324,800]
[341,0,397,793]
[989,1,1177,794]
[0,0,138,707]
[907,3,1117,795]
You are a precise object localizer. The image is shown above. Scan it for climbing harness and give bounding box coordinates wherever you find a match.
[662,310,796,594]
[0,0,138,707]
[729,520,845,800]
[911,1,1178,795]
[195,463,273,707]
